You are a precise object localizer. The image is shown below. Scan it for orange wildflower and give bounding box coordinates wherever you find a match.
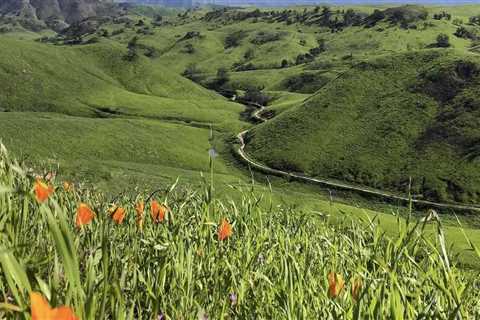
[351,278,362,301]
[30,291,78,320]
[136,201,144,216]
[112,207,126,224]
[76,203,95,227]
[34,180,54,203]
[151,200,167,223]
[63,181,73,192]
[218,218,233,241]
[328,272,345,298]
[136,201,145,229]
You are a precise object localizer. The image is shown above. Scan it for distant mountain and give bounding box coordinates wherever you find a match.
[116,0,480,6]
[0,0,116,28]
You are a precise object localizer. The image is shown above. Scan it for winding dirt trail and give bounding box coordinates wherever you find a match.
[236,103,480,213]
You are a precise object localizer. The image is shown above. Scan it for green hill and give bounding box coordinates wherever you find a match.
[0,35,246,189]
[246,49,480,204]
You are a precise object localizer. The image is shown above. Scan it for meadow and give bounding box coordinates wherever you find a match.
[1,145,480,319]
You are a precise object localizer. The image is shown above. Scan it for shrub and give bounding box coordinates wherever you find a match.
[436,33,451,48]
[455,26,478,40]
[182,63,204,83]
[250,31,285,45]
[282,72,329,93]
[240,86,271,106]
[182,43,195,54]
[111,28,125,36]
[243,48,255,60]
[224,31,247,49]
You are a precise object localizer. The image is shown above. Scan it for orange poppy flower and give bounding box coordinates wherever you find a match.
[218,218,233,241]
[30,291,78,320]
[151,200,167,223]
[136,201,145,229]
[112,207,126,224]
[76,203,95,228]
[136,201,144,216]
[34,180,54,203]
[63,181,73,192]
[328,272,345,298]
[351,278,362,301]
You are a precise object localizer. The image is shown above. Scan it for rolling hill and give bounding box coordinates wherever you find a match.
[246,49,480,204]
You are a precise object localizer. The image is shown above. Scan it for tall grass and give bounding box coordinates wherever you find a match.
[0,143,479,319]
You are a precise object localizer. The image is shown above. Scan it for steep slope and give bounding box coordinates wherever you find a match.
[246,49,480,204]
[0,0,116,30]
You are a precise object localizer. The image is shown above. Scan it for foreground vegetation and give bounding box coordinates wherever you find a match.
[1,145,480,319]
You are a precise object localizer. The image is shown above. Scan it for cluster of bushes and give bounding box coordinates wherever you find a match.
[200,5,433,34]
[433,11,452,21]
[282,72,330,93]
[137,25,154,35]
[469,15,480,26]
[205,68,236,98]
[123,36,159,61]
[231,48,257,71]
[250,31,286,45]
[181,43,195,54]
[179,31,202,41]
[233,62,257,72]
[455,26,479,41]
[224,31,247,49]
[291,38,326,66]
[182,63,204,83]
[203,8,266,23]
[239,86,271,106]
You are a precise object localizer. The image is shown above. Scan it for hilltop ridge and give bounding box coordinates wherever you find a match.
[0,0,116,30]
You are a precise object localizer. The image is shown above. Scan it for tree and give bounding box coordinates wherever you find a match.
[182,43,195,54]
[244,48,255,60]
[281,59,289,68]
[321,6,332,26]
[216,68,229,86]
[182,63,203,83]
[153,15,163,25]
[316,38,327,52]
[436,33,450,48]
[124,36,139,61]
[241,86,270,106]
[127,36,138,50]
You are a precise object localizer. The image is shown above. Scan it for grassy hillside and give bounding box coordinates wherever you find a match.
[247,49,480,204]
[1,146,480,319]
[0,37,242,127]
[0,34,247,190]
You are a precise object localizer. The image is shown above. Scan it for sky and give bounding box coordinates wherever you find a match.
[321,0,479,4]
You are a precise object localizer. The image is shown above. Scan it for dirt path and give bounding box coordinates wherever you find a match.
[236,103,480,213]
